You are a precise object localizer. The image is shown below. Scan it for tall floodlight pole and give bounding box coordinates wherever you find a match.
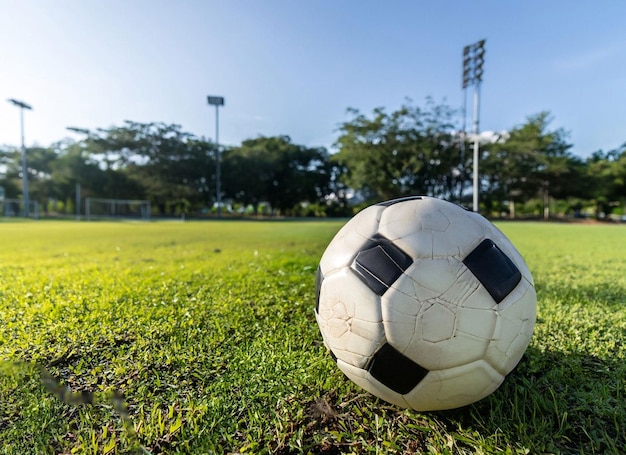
[207,95,225,217]
[461,40,486,212]
[459,46,470,202]
[8,98,33,217]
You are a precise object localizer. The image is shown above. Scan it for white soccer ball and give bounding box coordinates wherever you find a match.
[315,196,536,411]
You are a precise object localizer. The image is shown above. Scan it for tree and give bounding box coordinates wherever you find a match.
[85,122,216,215]
[586,145,626,217]
[223,136,331,214]
[0,146,23,200]
[0,145,60,213]
[480,112,576,216]
[49,140,112,214]
[334,99,461,203]
[28,146,64,213]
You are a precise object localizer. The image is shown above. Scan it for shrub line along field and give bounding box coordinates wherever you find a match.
[0,220,624,454]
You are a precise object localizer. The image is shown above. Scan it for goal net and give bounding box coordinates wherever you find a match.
[0,198,39,219]
[85,198,151,221]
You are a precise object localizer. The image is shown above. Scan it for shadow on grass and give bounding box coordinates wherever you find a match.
[457,345,625,454]
[289,343,624,454]
[272,279,625,454]
[461,279,626,452]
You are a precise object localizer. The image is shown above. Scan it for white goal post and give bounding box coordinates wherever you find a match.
[85,198,151,221]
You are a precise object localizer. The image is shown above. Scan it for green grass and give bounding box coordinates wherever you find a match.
[0,220,624,454]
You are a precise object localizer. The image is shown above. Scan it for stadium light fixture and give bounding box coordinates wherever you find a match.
[207,95,225,217]
[461,40,486,212]
[7,98,33,217]
[462,46,472,89]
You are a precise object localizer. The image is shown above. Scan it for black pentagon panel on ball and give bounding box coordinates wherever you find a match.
[351,235,413,296]
[463,238,522,303]
[377,196,423,207]
[367,343,429,394]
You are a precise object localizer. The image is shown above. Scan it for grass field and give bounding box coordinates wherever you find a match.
[0,220,624,454]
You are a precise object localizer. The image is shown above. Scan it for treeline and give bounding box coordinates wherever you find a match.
[0,99,625,219]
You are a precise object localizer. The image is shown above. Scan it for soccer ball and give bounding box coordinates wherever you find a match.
[315,196,536,411]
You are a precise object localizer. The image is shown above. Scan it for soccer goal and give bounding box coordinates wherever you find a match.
[85,198,151,221]
[0,198,39,219]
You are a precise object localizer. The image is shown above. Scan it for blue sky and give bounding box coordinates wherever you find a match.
[1,0,624,157]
